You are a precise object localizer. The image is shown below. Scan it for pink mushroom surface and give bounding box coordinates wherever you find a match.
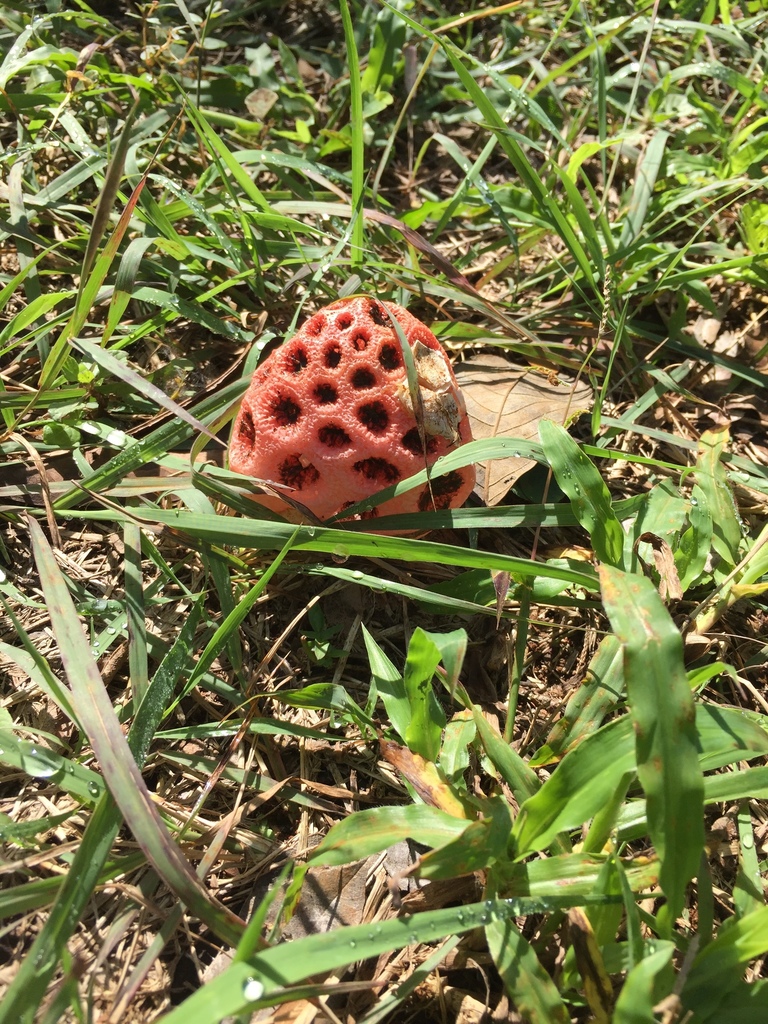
[229,296,475,527]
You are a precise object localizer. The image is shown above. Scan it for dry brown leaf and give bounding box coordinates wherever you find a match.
[455,354,593,505]
[245,87,278,119]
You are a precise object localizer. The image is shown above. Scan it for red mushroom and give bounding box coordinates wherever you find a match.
[228,296,475,527]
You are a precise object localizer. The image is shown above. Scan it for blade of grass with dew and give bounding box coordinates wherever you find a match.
[157,895,620,1022]
[27,516,245,947]
[0,728,104,805]
[600,565,704,937]
[734,801,764,920]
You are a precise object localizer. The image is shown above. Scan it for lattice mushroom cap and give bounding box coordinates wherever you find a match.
[229,296,475,527]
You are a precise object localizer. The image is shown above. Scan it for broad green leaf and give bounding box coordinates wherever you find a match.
[309,805,475,866]
[618,130,670,250]
[539,419,625,567]
[681,905,768,1019]
[533,634,624,764]
[613,943,675,1024]
[600,565,704,934]
[487,917,570,1024]
[693,427,742,571]
[514,716,636,856]
[416,796,512,879]
[361,624,410,741]
[403,628,445,762]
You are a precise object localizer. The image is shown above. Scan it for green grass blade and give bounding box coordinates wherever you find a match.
[600,565,704,935]
[487,917,570,1024]
[613,943,676,1024]
[540,419,625,567]
[617,130,670,251]
[693,427,743,572]
[339,0,365,265]
[514,717,635,857]
[402,628,446,762]
[681,905,768,1020]
[27,516,244,947]
[156,896,617,1021]
[80,508,599,590]
[52,377,248,510]
[310,805,469,866]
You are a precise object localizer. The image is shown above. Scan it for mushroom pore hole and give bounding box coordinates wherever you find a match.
[353,457,401,484]
[313,383,338,404]
[357,401,389,434]
[351,368,376,389]
[318,424,352,448]
[279,456,320,490]
[379,344,401,370]
[271,394,301,426]
[324,343,342,368]
[286,345,308,373]
[417,470,464,511]
[238,410,255,446]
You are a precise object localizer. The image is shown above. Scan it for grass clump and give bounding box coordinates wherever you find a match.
[1,2,768,1022]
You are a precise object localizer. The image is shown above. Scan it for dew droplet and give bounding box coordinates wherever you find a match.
[409,932,418,944]
[331,546,349,564]
[25,747,59,779]
[352,570,364,580]
[87,781,100,797]
[690,497,698,506]
[349,940,357,949]
[306,526,316,537]
[242,977,264,1001]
